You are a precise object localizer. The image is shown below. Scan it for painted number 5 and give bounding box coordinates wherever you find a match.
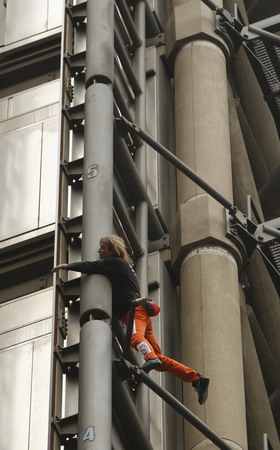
[87,165,98,179]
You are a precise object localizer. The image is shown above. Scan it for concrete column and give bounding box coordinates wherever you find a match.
[240,299,280,450]
[167,2,248,448]
[181,247,247,449]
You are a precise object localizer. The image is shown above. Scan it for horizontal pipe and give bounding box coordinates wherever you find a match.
[112,364,153,450]
[200,0,220,12]
[126,0,161,37]
[131,124,235,213]
[113,183,144,256]
[143,0,160,37]
[135,369,234,450]
[114,80,134,122]
[248,25,280,45]
[263,225,280,239]
[115,0,142,48]
[114,25,142,96]
[114,127,165,240]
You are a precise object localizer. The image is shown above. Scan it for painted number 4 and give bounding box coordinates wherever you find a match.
[83,426,96,442]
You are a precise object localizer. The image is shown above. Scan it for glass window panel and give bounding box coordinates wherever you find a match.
[8,80,60,119]
[0,99,8,122]
[48,0,63,29]
[0,124,42,241]
[5,0,48,45]
[39,117,59,227]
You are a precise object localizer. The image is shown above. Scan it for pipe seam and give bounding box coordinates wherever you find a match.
[181,245,238,270]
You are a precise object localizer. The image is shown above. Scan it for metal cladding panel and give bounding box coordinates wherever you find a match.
[7,81,60,119]
[0,99,8,122]
[0,337,51,450]
[0,288,52,335]
[48,0,63,30]
[0,343,33,450]
[39,117,59,228]
[0,123,42,241]
[0,289,52,450]
[29,335,51,450]
[4,0,48,45]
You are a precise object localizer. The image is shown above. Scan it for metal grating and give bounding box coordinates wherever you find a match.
[267,240,280,272]
[244,15,280,137]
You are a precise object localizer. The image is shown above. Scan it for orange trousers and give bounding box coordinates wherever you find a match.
[122,306,199,383]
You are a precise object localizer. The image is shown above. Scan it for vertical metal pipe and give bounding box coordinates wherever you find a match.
[80,83,114,325]
[134,0,148,318]
[85,0,114,87]
[78,0,114,448]
[133,0,150,433]
[78,320,112,449]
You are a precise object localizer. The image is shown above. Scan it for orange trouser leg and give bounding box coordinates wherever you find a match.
[145,317,199,382]
[145,321,199,383]
[122,306,199,383]
[122,306,158,359]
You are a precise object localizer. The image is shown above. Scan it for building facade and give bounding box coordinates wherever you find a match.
[0,1,280,449]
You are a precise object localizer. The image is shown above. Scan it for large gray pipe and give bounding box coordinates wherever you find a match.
[114,128,165,241]
[78,320,112,449]
[78,0,114,447]
[80,83,114,325]
[86,0,114,87]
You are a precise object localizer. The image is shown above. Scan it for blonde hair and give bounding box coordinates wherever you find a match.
[100,235,134,266]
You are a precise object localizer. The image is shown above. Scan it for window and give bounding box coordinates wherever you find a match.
[0,80,60,242]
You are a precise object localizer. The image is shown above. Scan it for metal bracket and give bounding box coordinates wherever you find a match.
[59,216,82,244]
[52,414,78,445]
[65,2,87,27]
[54,343,79,374]
[148,233,169,253]
[62,103,85,130]
[64,51,86,77]
[58,309,68,340]
[61,158,84,185]
[146,32,165,48]
[56,276,81,306]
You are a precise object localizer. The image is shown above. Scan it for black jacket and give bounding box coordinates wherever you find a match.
[67,256,141,315]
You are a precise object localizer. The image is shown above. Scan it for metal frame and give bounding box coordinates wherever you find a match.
[117,115,280,294]
[115,358,234,450]
[201,0,280,137]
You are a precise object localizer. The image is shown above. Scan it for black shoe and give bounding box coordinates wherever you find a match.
[192,376,210,405]
[141,358,162,373]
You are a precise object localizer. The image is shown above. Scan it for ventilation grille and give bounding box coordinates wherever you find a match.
[245,24,280,137]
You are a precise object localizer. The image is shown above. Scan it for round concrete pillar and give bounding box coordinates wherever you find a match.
[180,247,247,449]
[174,40,233,206]
[173,39,248,449]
